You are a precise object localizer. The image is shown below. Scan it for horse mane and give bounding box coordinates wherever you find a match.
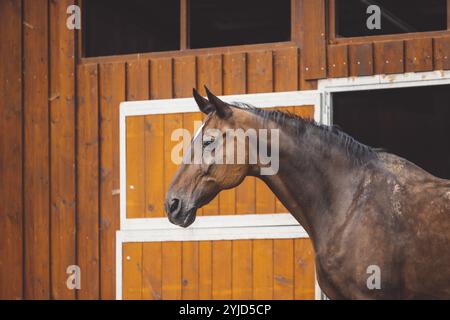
[231,102,378,165]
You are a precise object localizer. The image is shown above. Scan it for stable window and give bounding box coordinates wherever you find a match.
[333,85,450,179]
[83,0,180,57]
[333,0,448,38]
[189,0,291,49]
[82,0,292,58]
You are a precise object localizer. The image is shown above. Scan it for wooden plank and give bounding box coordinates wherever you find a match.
[212,241,232,299]
[374,40,404,75]
[174,56,196,98]
[232,240,252,299]
[197,54,222,216]
[125,59,149,218]
[434,36,450,70]
[294,239,315,300]
[274,239,294,299]
[99,62,126,299]
[23,0,50,300]
[122,243,142,299]
[405,38,433,72]
[274,47,299,91]
[349,43,374,77]
[298,49,318,90]
[327,44,349,78]
[162,242,182,299]
[0,0,23,300]
[181,241,199,299]
[253,239,274,299]
[49,0,76,300]
[77,63,100,299]
[199,241,212,299]
[299,0,326,79]
[247,51,276,214]
[142,242,162,300]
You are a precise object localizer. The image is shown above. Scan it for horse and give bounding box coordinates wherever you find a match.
[164,86,450,299]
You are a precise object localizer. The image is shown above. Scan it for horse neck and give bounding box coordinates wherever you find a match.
[252,120,368,245]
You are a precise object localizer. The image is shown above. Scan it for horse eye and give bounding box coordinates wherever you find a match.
[203,137,215,148]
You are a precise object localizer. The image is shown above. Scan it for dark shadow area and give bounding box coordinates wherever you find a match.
[333,85,450,179]
[335,0,447,37]
[189,0,291,49]
[83,0,180,57]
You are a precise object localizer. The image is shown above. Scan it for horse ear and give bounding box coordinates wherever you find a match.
[193,88,215,115]
[204,86,232,119]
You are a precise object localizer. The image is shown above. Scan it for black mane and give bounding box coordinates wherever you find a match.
[231,102,377,165]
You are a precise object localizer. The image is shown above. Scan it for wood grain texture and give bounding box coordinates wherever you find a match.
[122,243,142,299]
[405,38,433,72]
[434,36,450,70]
[294,239,315,300]
[23,0,50,299]
[99,62,125,299]
[300,0,326,79]
[142,242,162,300]
[349,43,374,77]
[77,63,100,299]
[0,0,23,300]
[49,0,76,300]
[374,41,404,75]
[327,45,349,78]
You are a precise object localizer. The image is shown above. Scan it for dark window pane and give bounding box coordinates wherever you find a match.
[335,0,447,37]
[83,0,179,57]
[189,0,291,49]
[333,85,450,179]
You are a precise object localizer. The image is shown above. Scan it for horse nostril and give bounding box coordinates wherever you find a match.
[169,198,180,214]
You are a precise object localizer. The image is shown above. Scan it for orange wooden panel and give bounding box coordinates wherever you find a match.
[433,36,450,70]
[0,0,23,300]
[77,63,100,300]
[123,243,142,300]
[174,55,196,98]
[99,62,125,299]
[144,114,165,218]
[327,44,349,78]
[162,242,182,299]
[126,116,146,218]
[294,239,316,300]
[199,241,213,299]
[274,47,299,91]
[405,38,433,73]
[212,241,232,299]
[49,0,77,300]
[253,239,274,299]
[142,242,162,300]
[150,58,173,99]
[274,239,294,299]
[300,0,326,80]
[374,40,405,75]
[126,59,149,219]
[349,43,374,77]
[182,241,199,299]
[23,0,50,300]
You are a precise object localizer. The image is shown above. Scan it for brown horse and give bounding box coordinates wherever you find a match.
[164,87,450,299]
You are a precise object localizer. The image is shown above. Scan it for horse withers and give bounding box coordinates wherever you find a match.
[164,87,450,299]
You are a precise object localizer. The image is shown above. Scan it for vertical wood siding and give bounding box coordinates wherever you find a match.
[2,0,449,300]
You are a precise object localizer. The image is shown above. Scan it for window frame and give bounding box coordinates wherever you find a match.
[78,0,301,61]
[328,0,450,45]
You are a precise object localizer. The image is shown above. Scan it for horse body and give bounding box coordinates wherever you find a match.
[165,88,450,299]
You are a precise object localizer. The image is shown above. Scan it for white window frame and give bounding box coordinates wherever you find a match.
[117,90,324,300]
[318,70,450,126]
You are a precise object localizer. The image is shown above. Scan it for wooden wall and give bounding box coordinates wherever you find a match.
[1,0,449,300]
[122,239,316,300]
[0,0,313,300]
